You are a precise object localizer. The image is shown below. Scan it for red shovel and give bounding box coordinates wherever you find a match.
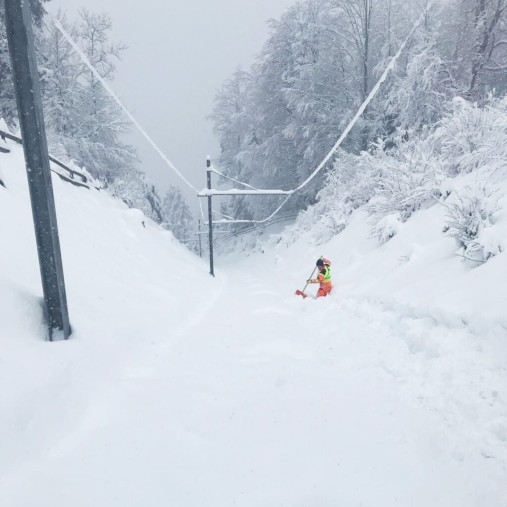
[295,264,317,299]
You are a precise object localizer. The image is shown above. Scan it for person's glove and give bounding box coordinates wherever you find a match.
[306,279,312,284]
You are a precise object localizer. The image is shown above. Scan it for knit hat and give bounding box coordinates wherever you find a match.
[316,258,324,267]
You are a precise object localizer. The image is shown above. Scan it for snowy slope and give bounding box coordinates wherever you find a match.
[1,139,506,506]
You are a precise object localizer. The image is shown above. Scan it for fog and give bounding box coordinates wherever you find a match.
[45,0,295,211]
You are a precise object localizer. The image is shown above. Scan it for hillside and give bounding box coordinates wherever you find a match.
[1,137,506,506]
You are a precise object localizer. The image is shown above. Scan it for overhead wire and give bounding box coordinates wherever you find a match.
[209,165,259,191]
[52,17,200,196]
[292,0,434,194]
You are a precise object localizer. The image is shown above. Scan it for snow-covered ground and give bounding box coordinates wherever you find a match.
[1,138,506,506]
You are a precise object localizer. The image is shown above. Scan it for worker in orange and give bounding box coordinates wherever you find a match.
[307,257,332,297]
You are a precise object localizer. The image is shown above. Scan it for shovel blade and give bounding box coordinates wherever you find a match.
[295,289,307,299]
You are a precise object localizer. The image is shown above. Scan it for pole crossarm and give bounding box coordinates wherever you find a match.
[198,188,293,197]
[204,220,256,225]
[197,228,230,232]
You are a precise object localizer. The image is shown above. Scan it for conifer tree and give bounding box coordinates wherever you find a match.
[161,186,195,245]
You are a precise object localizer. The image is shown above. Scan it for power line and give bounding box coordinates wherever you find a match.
[52,17,199,195]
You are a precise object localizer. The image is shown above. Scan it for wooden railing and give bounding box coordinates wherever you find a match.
[0,129,90,189]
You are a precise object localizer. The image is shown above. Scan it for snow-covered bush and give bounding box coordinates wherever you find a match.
[366,135,439,243]
[329,149,382,211]
[278,207,318,246]
[302,202,350,245]
[283,207,314,240]
[282,94,507,252]
[278,201,347,247]
[441,182,501,264]
[434,96,507,176]
[367,157,435,221]
[372,213,403,244]
[280,149,380,246]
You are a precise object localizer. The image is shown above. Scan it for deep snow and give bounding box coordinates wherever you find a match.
[1,138,506,506]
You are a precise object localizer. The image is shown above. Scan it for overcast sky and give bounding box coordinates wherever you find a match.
[45,0,295,210]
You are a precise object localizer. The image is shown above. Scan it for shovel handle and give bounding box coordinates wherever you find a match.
[300,264,318,293]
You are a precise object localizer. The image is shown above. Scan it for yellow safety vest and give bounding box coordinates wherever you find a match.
[319,265,331,285]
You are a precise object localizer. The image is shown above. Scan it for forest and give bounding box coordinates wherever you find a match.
[2,0,507,255]
[210,0,507,248]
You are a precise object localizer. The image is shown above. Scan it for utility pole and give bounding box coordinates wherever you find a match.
[197,163,291,274]
[198,219,202,258]
[4,0,71,340]
[206,157,214,276]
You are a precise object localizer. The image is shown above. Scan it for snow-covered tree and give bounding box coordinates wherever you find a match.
[0,0,49,127]
[210,68,258,183]
[161,186,195,245]
[437,0,507,97]
[109,170,164,224]
[467,0,507,95]
[44,10,135,180]
[38,12,80,141]
[385,36,452,133]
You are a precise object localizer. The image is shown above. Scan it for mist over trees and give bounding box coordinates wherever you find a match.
[210,0,507,222]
